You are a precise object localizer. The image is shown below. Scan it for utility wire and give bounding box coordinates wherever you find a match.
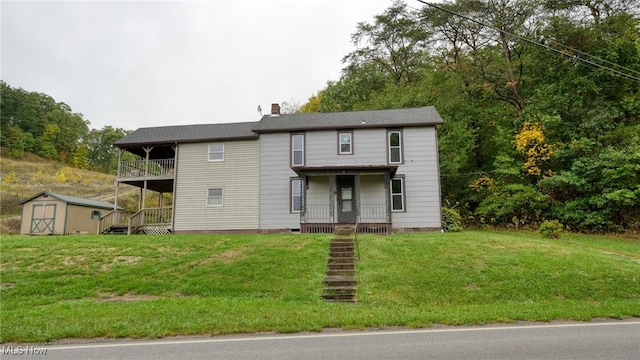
[415,0,640,81]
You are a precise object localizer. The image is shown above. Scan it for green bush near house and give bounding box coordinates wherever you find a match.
[442,207,463,232]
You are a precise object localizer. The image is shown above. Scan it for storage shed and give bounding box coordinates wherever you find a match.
[20,191,119,235]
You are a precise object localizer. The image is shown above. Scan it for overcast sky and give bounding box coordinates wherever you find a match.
[0,0,406,131]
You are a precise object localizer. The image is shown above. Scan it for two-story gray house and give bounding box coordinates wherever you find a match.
[104,105,443,234]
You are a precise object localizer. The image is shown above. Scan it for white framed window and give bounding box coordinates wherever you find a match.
[390,178,405,212]
[338,132,353,155]
[206,188,224,206]
[291,134,304,166]
[91,210,101,220]
[291,178,302,213]
[388,130,402,164]
[208,144,224,162]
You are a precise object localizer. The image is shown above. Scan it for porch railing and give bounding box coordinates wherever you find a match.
[304,203,387,222]
[360,204,387,220]
[98,209,130,234]
[118,159,175,179]
[306,204,330,220]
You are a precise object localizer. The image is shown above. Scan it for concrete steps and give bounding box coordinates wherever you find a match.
[322,229,357,303]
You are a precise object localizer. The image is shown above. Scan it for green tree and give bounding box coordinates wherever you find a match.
[84,126,130,173]
[343,1,430,85]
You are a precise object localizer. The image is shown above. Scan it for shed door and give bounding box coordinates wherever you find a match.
[31,204,56,234]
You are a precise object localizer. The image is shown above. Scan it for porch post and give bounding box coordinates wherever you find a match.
[114,149,122,212]
[329,175,335,225]
[300,175,307,224]
[384,172,391,223]
[354,174,361,223]
[142,147,152,214]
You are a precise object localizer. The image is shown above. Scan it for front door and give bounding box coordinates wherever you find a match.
[337,175,355,223]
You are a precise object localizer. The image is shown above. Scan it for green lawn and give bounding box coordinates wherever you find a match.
[1,231,639,343]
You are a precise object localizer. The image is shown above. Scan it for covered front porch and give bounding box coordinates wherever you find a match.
[295,166,397,234]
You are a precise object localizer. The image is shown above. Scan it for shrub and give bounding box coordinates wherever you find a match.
[442,207,463,232]
[540,220,563,238]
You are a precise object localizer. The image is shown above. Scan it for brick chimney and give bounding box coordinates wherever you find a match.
[271,103,280,116]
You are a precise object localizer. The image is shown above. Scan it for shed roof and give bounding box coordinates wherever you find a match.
[20,191,120,210]
[253,106,443,133]
[114,121,258,148]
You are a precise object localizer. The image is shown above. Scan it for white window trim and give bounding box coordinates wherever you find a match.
[388,131,402,164]
[291,178,302,213]
[291,134,304,166]
[338,132,353,155]
[390,178,405,212]
[206,188,224,207]
[208,143,224,162]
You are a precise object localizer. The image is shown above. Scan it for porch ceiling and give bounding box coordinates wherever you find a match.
[292,165,398,176]
[119,179,174,193]
[122,146,175,160]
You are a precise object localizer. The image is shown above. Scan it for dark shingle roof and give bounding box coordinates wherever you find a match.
[114,121,258,147]
[253,106,443,133]
[20,191,120,210]
[114,107,443,147]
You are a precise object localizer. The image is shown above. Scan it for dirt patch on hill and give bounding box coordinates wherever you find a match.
[95,292,162,303]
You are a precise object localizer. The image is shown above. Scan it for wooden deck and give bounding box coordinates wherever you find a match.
[99,207,172,235]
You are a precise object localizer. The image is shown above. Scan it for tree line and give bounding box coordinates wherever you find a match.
[299,0,640,232]
[0,80,129,174]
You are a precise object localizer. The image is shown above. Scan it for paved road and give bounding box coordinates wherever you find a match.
[4,320,639,360]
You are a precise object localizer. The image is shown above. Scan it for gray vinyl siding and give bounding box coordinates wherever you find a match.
[258,127,441,230]
[259,133,300,229]
[174,140,260,231]
[392,127,442,229]
[306,129,387,166]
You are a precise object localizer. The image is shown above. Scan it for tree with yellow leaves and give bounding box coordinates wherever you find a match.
[514,121,556,178]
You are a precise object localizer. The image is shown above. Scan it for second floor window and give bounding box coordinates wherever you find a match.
[291,134,304,166]
[388,130,402,164]
[208,144,224,162]
[338,132,352,154]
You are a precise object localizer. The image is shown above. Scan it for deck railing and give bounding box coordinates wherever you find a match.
[130,207,172,233]
[118,159,175,179]
[98,209,130,234]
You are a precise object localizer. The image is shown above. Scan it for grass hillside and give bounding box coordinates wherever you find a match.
[0,150,137,234]
[1,231,638,342]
